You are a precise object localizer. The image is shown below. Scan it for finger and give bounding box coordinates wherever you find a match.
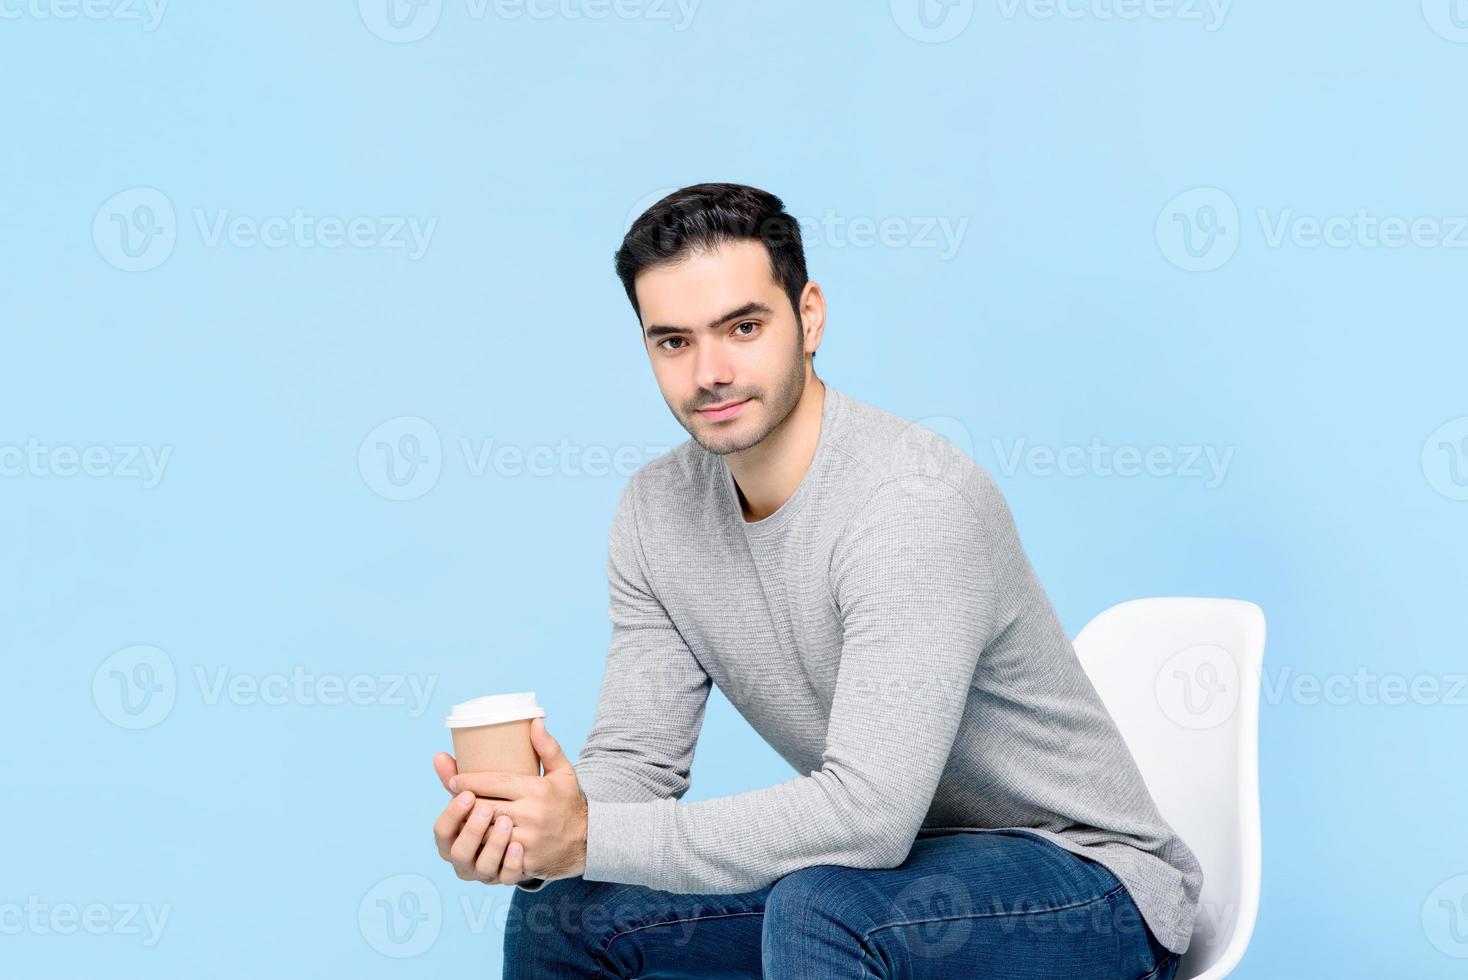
[449,771,536,800]
[433,752,459,793]
[434,791,477,860]
[500,839,527,885]
[450,800,498,878]
[529,717,571,775]
[474,813,514,880]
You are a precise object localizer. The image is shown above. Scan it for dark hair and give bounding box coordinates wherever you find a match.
[615,183,812,357]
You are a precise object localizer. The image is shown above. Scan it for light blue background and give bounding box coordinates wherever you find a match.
[3,2,1466,976]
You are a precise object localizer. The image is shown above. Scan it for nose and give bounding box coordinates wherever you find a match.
[694,339,735,393]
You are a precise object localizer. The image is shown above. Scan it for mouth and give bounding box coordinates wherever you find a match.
[696,397,751,422]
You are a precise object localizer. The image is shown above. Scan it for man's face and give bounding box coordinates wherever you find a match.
[635,239,813,456]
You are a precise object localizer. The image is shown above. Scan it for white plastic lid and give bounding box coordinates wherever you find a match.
[444,692,545,729]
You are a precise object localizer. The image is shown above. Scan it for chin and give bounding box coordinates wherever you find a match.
[691,419,761,456]
[681,394,771,449]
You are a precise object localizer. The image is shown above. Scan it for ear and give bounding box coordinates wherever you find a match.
[798,280,826,357]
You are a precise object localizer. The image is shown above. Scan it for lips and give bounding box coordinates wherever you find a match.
[697,397,751,421]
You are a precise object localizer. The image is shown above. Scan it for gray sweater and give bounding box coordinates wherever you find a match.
[559,382,1203,955]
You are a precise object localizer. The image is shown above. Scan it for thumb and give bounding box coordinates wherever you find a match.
[432,751,459,793]
[530,717,572,774]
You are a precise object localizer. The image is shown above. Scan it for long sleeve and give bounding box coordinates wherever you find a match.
[580,475,999,893]
[514,478,715,894]
[577,477,714,802]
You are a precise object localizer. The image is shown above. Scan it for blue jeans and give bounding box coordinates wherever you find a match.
[503,828,1181,978]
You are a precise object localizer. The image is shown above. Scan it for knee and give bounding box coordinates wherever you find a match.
[763,866,892,974]
[765,865,868,931]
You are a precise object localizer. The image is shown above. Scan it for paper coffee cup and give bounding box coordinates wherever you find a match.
[445,692,545,777]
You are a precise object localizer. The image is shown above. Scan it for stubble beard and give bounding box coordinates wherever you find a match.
[682,341,808,457]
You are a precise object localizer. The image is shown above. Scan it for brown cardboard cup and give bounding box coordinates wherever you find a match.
[445,692,545,777]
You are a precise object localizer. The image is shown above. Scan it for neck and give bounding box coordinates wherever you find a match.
[725,372,826,522]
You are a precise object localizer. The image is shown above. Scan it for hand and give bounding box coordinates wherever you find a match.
[432,753,529,885]
[446,717,588,882]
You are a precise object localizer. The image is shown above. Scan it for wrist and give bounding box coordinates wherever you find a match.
[573,792,589,875]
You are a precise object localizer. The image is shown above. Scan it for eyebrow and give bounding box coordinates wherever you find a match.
[643,301,775,340]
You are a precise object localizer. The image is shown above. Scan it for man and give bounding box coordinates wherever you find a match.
[431,183,1202,978]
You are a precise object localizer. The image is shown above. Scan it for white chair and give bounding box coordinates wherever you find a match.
[1072,598,1265,980]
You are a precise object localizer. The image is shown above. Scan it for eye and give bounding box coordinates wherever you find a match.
[658,337,688,351]
[733,321,759,336]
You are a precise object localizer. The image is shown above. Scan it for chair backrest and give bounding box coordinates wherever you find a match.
[1071,598,1264,980]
